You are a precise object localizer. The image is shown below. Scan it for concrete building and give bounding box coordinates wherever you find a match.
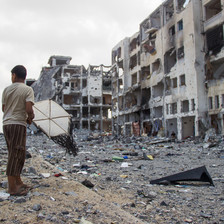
[203,0,224,135]
[32,56,112,133]
[31,0,224,140]
[111,0,224,140]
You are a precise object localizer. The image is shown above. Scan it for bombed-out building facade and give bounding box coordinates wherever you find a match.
[111,0,224,140]
[32,0,224,140]
[32,56,112,133]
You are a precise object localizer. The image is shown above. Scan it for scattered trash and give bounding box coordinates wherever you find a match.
[120,162,132,168]
[120,175,128,178]
[41,173,51,178]
[112,156,124,161]
[54,173,63,177]
[0,191,10,200]
[143,152,153,160]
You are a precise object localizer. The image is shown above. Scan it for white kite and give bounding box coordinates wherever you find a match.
[33,99,78,156]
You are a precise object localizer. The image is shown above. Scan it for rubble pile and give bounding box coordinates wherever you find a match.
[0,130,224,223]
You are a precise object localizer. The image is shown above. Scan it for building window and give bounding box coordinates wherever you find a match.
[172,77,177,88]
[171,102,177,114]
[180,74,186,86]
[169,25,175,36]
[178,19,183,31]
[65,82,69,87]
[166,104,169,114]
[177,46,184,59]
[182,100,189,112]
[215,95,219,109]
[209,97,213,109]
[222,94,224,107]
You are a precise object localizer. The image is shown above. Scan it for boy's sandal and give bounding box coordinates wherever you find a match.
[10,187,29,196]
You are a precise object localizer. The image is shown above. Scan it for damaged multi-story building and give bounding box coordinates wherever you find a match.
[32,56,112,133]
[31,0,224,140]
[111,0,224,140]
[204,0,224,135]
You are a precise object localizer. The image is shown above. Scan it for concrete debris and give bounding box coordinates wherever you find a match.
[0,127,224,223]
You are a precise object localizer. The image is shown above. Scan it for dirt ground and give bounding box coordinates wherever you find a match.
[0,132,224,224]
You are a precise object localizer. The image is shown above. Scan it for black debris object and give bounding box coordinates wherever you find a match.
[150,166,214,186]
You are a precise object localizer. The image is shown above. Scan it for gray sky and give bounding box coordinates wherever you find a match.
[0,0,164,131]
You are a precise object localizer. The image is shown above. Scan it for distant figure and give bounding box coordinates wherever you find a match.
[2,65,35,196]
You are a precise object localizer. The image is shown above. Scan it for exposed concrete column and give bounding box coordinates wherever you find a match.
[177,116,182,140]
[100,65,103,134]
[80,67,83,129]
[87,67,91,131]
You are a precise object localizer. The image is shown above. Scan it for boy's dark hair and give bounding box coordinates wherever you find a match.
[11,65,27,80]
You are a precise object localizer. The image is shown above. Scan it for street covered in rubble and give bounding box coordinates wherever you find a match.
[0,129,223,224]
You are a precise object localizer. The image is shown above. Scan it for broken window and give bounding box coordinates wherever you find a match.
[169,25,176,47]
[103,94,112,105]
[165,77,171,95]
[177,0,190,12]
[90,107,100,117]
[209,97,213,109]
[112,47,122,64]
[153,81,164,98]
[141,66,150,81]
[182,100,189,113]
[103,79,111,91]
[172,77,177,88]
[171,102,177,114]
[177,19,183,31]
[132,73,138,85]
[154,106,163,118]
[177,46,184,59]
[82,107,88,118]
[180,74,186,86]
[205,0,222,21]
[142,109,151,120]
[130,54,137,70]
[90,96,101,104]
[71,80,80,91]
[152,59,161,74]
[82,79,87,88]
[141,88,151,105]
[166,104,169,114]
[206,25,224,55]
[90,120,100,131]
[65,82,69,87]
[82,121,88,129]
[130,36,139,52]
[169,25,175,36]
[64,94,80,105]
[143,121,152,135]
[215,95,220,109]
[164,0,174,23]
[164,49,177,74]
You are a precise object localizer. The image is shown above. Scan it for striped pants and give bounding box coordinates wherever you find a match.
[3,124,27,176]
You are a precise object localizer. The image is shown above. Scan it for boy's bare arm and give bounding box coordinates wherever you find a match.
[26,102,34,124]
